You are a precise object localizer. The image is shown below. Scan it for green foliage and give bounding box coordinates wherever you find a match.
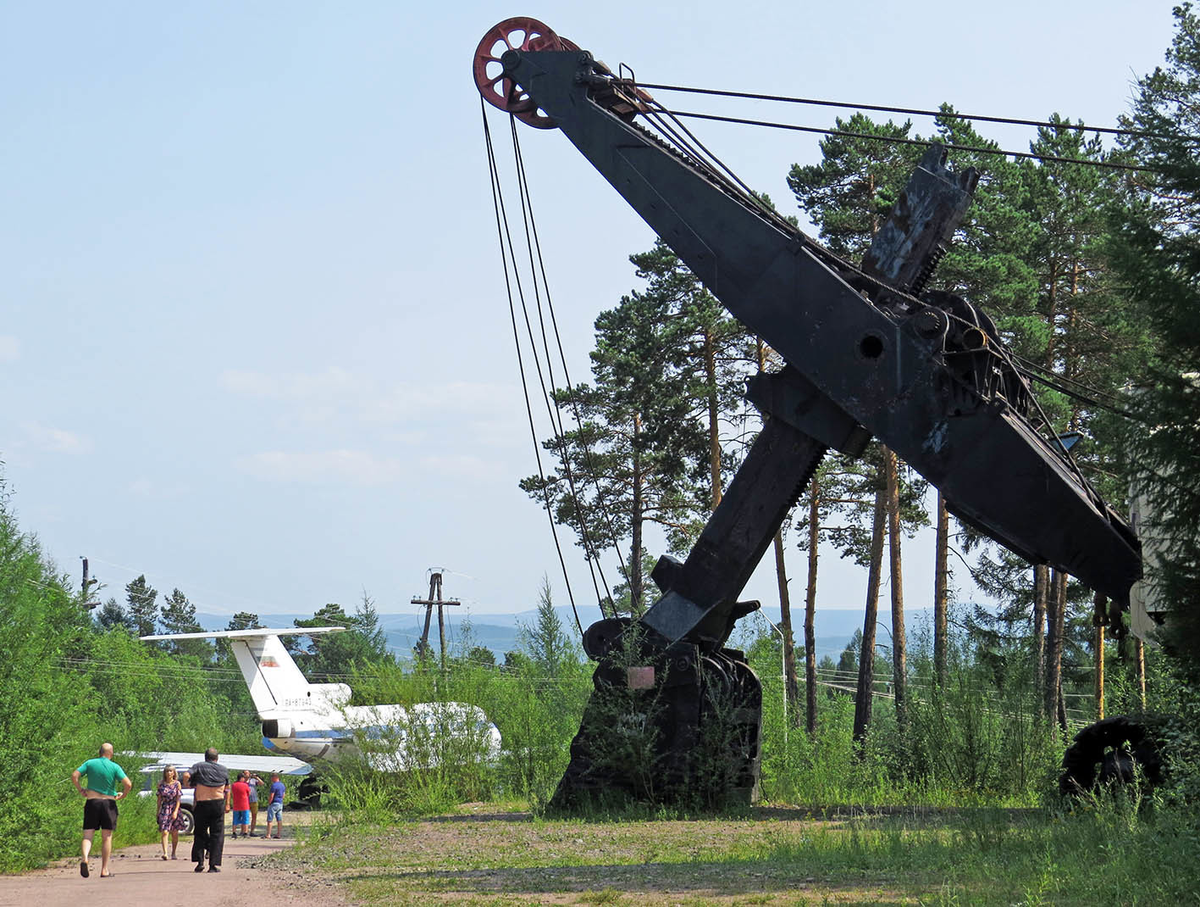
[745,613,1059,807]
[290,596,391,682]
[0,477,265,871]
[516,575,581,678]
[465,645,496,667]
[328,644,591,816]
[787,113,922,256]
[124,574,159,639]
[158,587,212,660]
[94,596,134,633]
[1112,3,1200,680]
[0,488,98,871]
[520,241,741,613]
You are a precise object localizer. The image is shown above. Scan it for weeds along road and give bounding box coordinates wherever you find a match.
[0,819,351,907]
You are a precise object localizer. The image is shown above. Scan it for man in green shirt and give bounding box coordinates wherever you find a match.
[71,742,132,879]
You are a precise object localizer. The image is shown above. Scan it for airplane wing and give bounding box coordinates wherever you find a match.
[140,627,347,641]
[126,751,313,775]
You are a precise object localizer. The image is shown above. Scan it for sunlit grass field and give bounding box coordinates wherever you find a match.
[268,799,1200,905]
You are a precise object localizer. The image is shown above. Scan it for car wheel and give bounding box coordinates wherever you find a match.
[178,806,195,835]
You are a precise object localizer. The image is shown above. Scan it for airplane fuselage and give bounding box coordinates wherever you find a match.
[260,703,408,760]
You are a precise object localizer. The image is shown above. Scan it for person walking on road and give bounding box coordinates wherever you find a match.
[264,772,285,839]
[188,748,231,873]
[71,743,132,879]
[156,765,186,859]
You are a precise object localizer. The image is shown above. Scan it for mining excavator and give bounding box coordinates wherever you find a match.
[474,18,1143,808]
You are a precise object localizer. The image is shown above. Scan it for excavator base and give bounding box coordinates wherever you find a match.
[549,635,762,812]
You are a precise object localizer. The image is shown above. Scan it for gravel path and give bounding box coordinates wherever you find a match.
[0,828,352,907]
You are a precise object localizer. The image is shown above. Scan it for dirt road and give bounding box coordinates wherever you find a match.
[0,829,351,907]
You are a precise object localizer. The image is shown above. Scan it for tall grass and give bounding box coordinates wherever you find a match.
[319,656,592,820]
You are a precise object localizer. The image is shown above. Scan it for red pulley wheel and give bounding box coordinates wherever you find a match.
[473,17,578,129]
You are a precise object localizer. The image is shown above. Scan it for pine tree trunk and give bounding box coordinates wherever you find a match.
[705,328,722,510]
[853,478,887,750]
[1033,564,1047,715]
[774,531,799,725]
[630,412,645,616]
[805,476,820,736]
[934,491,949,689]
[1045,569,1067,731]
[1045,256,1059,371]
[885,448,907,733]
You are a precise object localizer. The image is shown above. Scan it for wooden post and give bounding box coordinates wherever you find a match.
[1137,638,1147,711]
[1093,591,1106,720]
[804,477,820,736]
[886,447,907,733]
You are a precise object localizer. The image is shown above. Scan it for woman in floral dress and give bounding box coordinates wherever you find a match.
[156,766,186,859]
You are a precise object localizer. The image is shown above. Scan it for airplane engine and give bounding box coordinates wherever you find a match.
[262,718,294,740]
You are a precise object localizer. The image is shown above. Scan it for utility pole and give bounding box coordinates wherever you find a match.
[411,570,460,671]
[80,557,100,610]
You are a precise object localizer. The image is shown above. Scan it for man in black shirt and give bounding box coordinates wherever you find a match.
[188,748,231,872]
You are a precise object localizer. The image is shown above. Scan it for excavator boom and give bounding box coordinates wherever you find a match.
[476,19,1139,807]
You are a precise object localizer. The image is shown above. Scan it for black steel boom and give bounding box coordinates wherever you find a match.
[500,46,1139,609]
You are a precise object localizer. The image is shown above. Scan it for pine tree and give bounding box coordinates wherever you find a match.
[787,113,923,258]
[225,611,264,631]
[788,117,932,744]
[292,598,390,679]
[628,239,756,509]
[125,574,158,639]
[95,597,133,633]
[521,270,709,615]
[517,575,580,678]
[1111,2,1200,677]
[159,588,211,661]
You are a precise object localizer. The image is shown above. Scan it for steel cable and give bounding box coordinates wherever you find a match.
[508,119,628,617]
[632,81,1187,144]
[482,99,584,637]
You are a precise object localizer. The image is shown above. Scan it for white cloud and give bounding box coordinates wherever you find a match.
[235,449,410,485]
[22,422,91,454]
[0,336,17,363]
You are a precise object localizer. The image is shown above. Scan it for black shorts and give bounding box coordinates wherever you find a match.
[82,798,119,831]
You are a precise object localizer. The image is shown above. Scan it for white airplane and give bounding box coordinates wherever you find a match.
[141,626,501,769]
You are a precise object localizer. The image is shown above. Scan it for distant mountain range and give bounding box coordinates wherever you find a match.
[195,603,942,665]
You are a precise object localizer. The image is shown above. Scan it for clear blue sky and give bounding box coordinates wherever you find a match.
[0,2,1178,623]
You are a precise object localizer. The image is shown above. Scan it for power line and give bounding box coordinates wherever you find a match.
[634,82,1185,143]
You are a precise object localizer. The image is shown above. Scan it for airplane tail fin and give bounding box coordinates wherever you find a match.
[141,627,351,715]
